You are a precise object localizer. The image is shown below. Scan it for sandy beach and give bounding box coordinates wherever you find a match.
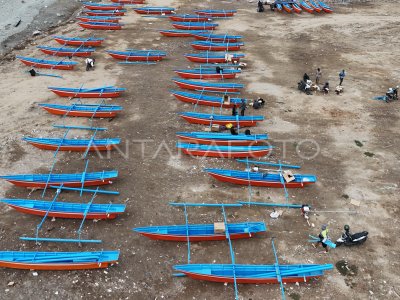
[0,0,399,299]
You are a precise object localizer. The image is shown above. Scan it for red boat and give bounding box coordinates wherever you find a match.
[176,132,269,146]
[111,0,145,3]
[77,16,121,23]
[179,112,263,127]
[83,4,124,10]
[78,22,123,30]
[107,50,166,61]
[174,69,239,80]
[184,53,244,63]
[191,41,244,51]
[16,56,77,70]
[23,137,120,152]
[48,86,125,98]
[53,36,104,46]
[177,143,272,158]
[195,10,237,17]
[173,78,244,93]
[159,30,204,37]
[169,15,210,22]
[172,22,217,30]
[38,103,122,118]
[84,10,126,16]
[38,46,94,57]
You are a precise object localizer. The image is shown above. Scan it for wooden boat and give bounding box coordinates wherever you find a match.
[283,3,293,13]
[0,251,119,270]
[184,52,244,63]
[299,1,314,13]
[37,46,95,57]
[77,16,121,23]
[53,35,104,46]
[172,22,218,30]
[83,9,127,16]
[174,68,240,79]
[169,14,210,22]
[195,9,237,17]
[177,143,272,158]
[307,0,322,12]
[176,132,269,146]
[179,112,264,127]
[173,263,333,284]
[276,3,283,12]
[133,7,175,15]
[318,1,333,13]
[192,33,242,42]
[78,21,123,30]
[16,56,77,70]
[48,86,125,98]
[38,103,123,118]
[191,41,244,51]
[134,222,266,241]
[0,171,118,188]
[23,137,121,152]
[111,0,145,3]
[172,78,244,92]
[292,3,303,13]
[205,168,317,188]
[171,90,244,107]
[1,199,126,220]
[83,2,124,10]
[159,30,209,37]
[107,49,166,61]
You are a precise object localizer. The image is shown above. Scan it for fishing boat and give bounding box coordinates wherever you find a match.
[107,49,166,61]
[194,9,237,17]
[172,22,218,30]
[111,0,145,3]
[299,1,314,13]
[169,14,211,22]
[177,143,272,158]
[83,2,124,10]
[282,3,293,13]
[192,33,242,42]
[48,86,125,98]
[174,68,240,80]
[159,30,209,37]
[176,132,269,146]
[173,263,333,284]
[133,7,175,15]
[318,0,333,13]
[191,41,244,51]
[53,36,104,46]
[78,21,123,30]
[0,251,119,270]
[179,112,264,127]
[16,56,78,70]
[77,16,121,23]
[292,3,303,13]
[83,9,127,16]
[37,46,95,57]
[0,171,118,188]
[1,199,126,220]
[38,103,123,118]
[307,0,322,12]
[134,222,266,241]
[23,137,121,152]
[276,3,283,12]
[204,168,317,188]
[173,78,244,92]
[184,52,244,63]
[171,90,244,107]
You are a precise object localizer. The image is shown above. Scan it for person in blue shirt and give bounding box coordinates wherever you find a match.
[339,70,346,85]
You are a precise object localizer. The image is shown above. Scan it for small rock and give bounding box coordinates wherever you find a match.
[7,281,15,286]
[32,272,38,276]
[32,30,41,36]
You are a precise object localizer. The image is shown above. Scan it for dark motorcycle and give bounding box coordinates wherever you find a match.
[336,231,368,246]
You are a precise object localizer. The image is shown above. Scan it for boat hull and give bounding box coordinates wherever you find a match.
[18,59,75,70]
[180,148,270,158]
[196,12,235,17]
[172,24,217,30]
[185,55,241,63]
[173,80,241,92]
[191,44,242,51]
[193,35,240,42]
[85,11,125,16]
[180,115,259,127]
[78,22,122,30]
[54,37,104,46]
[4,179,115,189]
[207,171,312,188]
[138,231,261,241]
[84,5,124,10]
[0,261,116,270]
[175,70,237,80]
[112,0,144,3]
[49,89,122,98]
[169,16,209,22]
[177,135,266,146]
[40,106,119,118]
[108,52,163,61]
[134,9,174,15]
[39,49,92,57]
[26,141,116,152]
[172,93,238,108]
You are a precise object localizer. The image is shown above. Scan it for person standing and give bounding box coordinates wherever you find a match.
[339,69,346,86]
[315,68,322,85]
[240,99,246,116]
[313,224,329,253]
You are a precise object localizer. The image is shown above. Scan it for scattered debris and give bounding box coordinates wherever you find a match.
[364,152,374,157]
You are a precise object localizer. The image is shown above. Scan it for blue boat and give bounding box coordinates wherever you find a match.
[1,199,126,219]
[177,143,273,158]
[308,0,322,12]
[16,56,78,70]
[184,52,245,63]
[204,168,317,188]
[48,86,126,98]
[53,35,104,46]
[134,222,266,241]
[299,1,314,13]
[195,9,237,17]
[318,0,333,12]
[133,6,175,14]
[23,137,121,152]
[176,132,269,145]
[169,14,213,22]
[173,77,244,92]
[173,263,333,283]
[193,32,242,42]
[159,29,210,37]
[37,45,95,57]
[38,103,123,118]
[172,22,218,30]
[0,251,120,270]
[179,112,264,127]
[77,15,121,22]
[0,171,118,188]
[171,90,244,107]
[83,9,128,14]
[191,41,244,51]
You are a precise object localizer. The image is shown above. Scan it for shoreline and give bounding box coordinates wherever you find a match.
[0,0,81,58]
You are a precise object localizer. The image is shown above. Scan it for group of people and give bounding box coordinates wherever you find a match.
[300,68,346,95]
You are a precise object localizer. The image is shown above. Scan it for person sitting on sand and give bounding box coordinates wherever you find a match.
[85,57,95,71]
[322,82,329,94]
